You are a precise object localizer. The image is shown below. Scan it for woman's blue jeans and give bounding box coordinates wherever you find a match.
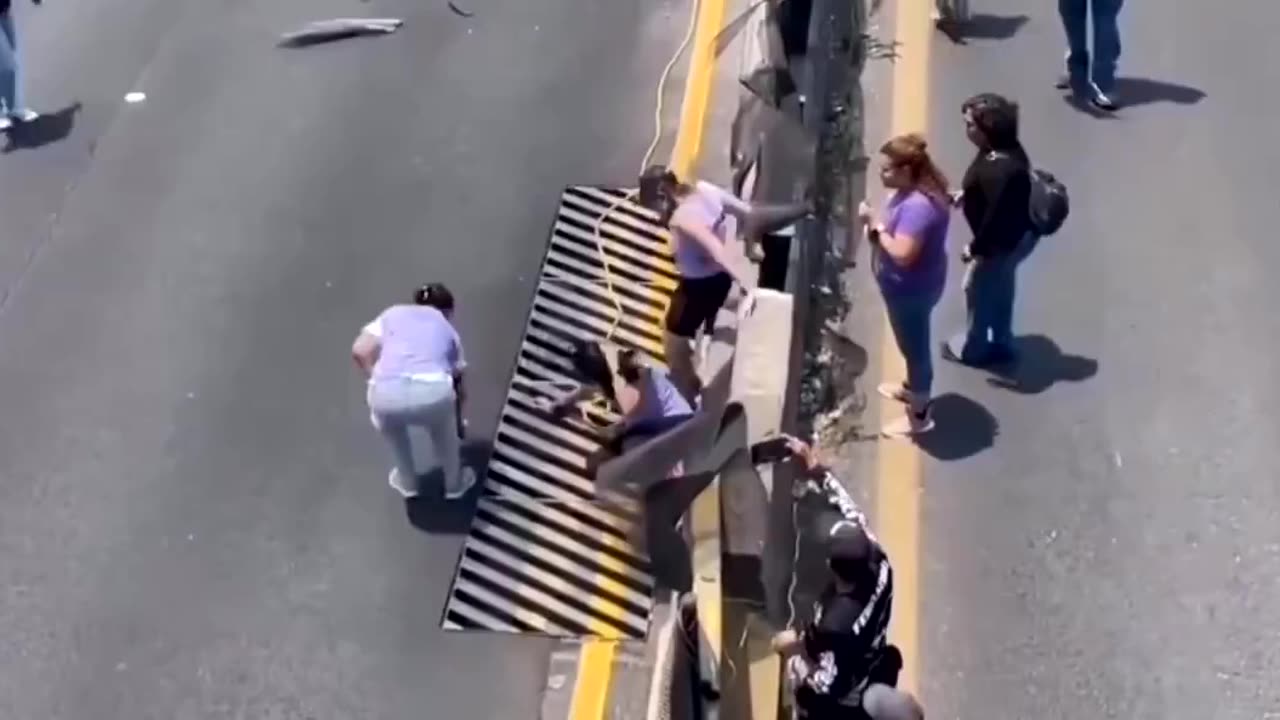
[954,233,1040,362]
[368,376,461,494]
[882,286,943,405]
[1058,0,1125,93]
[0,12,22,114]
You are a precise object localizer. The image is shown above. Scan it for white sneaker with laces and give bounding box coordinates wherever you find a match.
[9,108,39,123]
[881,408,935,439]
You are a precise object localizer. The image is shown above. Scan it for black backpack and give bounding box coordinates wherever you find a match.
[1028,168,1069,236]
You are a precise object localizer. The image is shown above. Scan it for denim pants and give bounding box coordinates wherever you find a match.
[957,233,1040,360]
[1058,0,1125,93]
[882,286,943,406]
[368,376,461,494]
[0,12,21,114]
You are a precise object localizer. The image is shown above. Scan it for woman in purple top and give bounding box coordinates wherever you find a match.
[859,134,952,438]
[542,341,694,459]
[351,283,477,500]
[638,165,812,403]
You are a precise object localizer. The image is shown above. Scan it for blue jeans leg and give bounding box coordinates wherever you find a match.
[369,377,460,493]
[1057,0,1089,89]
[1091,0,1124,93]
[0,13,19,114]
[951,256,1008,362]
[884,289,940,409]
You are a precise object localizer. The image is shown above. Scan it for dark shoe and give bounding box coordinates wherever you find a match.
[942,338,1007,369]
[1054,74,1071,90]
[986,344,1019,366]
[1089,90,1118,112]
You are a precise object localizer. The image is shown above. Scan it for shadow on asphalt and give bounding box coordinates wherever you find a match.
[1061,77,1206,116]
[3,102,82,154]
[404,439,492,534]
[915,392,998,461]
[1112,76,1207,107]
[937,13,1029,44]
[986,333,1098,395]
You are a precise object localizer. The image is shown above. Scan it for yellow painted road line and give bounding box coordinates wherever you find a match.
[876,0,932,695]
[670,0,728,178]
[569,0,729,714]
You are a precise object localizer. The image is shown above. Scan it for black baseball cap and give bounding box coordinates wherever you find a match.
[827,521,872,563]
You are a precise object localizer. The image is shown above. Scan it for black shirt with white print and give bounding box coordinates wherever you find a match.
[793,471,895,718]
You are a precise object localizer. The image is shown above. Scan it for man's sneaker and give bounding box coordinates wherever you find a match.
[876,382,914,405]
[388,468,419,499]
[1088,88,1118,111]
[0,116,11,132]
[881,407,935,439]
[9,108,39,123]
[445,466,477,500]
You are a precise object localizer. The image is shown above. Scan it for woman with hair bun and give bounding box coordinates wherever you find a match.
[858,133,952,438]
[351,282,476,500]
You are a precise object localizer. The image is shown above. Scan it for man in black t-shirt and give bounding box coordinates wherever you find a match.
[768,438,906,719]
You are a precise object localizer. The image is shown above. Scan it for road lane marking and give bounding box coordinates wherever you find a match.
[876,0,932,695]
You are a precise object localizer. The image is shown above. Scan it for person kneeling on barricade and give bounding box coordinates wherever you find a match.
[760,436,921,720]
[537,340,694,474]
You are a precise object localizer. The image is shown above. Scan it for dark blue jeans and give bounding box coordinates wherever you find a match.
[882,286,943,405]
[1058,0,1125,93]
[952,233,1039,362]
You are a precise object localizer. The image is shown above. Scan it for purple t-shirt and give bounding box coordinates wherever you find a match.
[363,305,466,382]
[630,368,693,425]
[874,190,949,297]
[670,181,750,279]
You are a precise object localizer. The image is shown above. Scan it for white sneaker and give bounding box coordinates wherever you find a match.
[876,382,914,405]
[0,116,11,132]
[881,409,935,439]
[388,468,419,499]
[9,108,39,123]
[445,466,477,500]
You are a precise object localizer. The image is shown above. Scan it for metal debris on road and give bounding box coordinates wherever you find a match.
[278,18,404,47]
[447,2,474,17]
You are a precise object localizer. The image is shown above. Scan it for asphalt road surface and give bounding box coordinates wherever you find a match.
[0,0,691,717]
[845,0,1280,718]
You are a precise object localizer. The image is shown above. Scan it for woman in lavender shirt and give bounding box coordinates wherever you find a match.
[859,134,952,438]
[351,283,476,499]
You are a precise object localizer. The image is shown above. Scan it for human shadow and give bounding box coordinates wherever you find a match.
[986,334,1098,395]
[404,439,492,534]
[3,102,82,153]
[937,13,1029,44]
[1112,77,1207,108]
[914,392,998,461]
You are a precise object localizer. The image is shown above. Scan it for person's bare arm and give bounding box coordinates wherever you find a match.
[859,201,925,266]
[351,332,381,376]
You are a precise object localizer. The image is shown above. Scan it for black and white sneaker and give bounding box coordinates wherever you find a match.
[1089,87,1118,111]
